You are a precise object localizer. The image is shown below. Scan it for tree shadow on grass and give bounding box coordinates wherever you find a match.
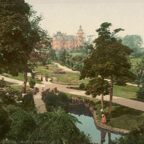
[108,103,143,119]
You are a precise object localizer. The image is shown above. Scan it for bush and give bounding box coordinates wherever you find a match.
[42,92,70,112]
[0,105,11,141]
[0,90,17,106]
[79,83,85,90]
[29,78,36,88]
[110,122,144,144]
[22,93,36,112]
[6,87,22,101]
[137,87,144,98]
[0,78,6,87]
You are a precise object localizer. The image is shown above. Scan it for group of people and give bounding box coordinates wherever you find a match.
[40,74,49,82]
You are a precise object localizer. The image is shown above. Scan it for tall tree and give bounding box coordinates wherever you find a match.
[133,57,144,87]
[0,0,40,74]
[0,0,40,93]
[122,35,143,57]
[95,22,134,114]
[80,22,134,115]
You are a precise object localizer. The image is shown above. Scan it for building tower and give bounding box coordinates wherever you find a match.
[76,25,84,47]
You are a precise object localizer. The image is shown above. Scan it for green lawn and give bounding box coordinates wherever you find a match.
[35,64,89,84]
[65,93,144,130]
[130,57,142,67]
[2,73,25,81]
[2,73,41,84]
[113,85,139,99]
[10,85,31,92]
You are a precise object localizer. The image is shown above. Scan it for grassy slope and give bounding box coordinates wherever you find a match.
[10,85,30,91]
[2,73,41,84]
[66,93,144,130]
[35,63,142,101]
[113,85,139,99]
[35,64,89,84]
[130,57,142,66]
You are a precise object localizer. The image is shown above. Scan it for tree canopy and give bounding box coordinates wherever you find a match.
[0,0,40,74]
[122,35,143,57]
[80,22,134,114]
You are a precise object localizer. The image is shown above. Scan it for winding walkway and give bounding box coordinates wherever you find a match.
[1,62,144,112]
[0,74,144,112]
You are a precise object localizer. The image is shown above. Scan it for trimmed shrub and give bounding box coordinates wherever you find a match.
[0,105,11,141]
[0,78,6,87]
[137,87,144,98]
[29,78,36,88]
[79,83,85,90]
[42,92,70,112]
[22,93,36,112]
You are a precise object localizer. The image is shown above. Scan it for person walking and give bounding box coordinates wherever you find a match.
[40,74,43,82]
[45,74,49,82]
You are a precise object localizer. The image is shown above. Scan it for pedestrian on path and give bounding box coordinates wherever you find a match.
[101,109,107,124]
[40,74,43,82]
[41,85,45,98]
[45,74,49,82]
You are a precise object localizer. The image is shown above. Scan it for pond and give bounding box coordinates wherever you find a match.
[68,105,122,144]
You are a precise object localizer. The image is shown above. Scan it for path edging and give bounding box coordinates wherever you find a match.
[71,97,129,135]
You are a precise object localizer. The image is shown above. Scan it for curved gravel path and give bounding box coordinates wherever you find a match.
[0,66,144,112]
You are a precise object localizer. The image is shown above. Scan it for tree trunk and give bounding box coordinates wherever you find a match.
[31,71,35,79]
[108,75,113,115]
[101,77,104,109]
[108,132,111,144]
[101,93,104,109]
[22,72,27,93]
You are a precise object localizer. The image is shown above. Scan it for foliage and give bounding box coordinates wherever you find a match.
[65,92,144,130]
[0,78,6,87]
[29,77,36,88]
[42,92,70,112]
[21,93,36,112]
[80,22,134,114]
[122,35,143,58]
[137,74,144,98]
[60,50,67,64]
[133,57,144,87]
[85,77,110,97]
[6,105,37,142]
[79,83,85,90]
[4,105,91,143]
[0,91,16,106]
[0,0,40,74]
[110,122,144,144]
[29,108,91,144]
[28,6,52,67]
[56,50,87,71]
[113,76,127,86]
[0,105,11,141]
[6,87,22,101]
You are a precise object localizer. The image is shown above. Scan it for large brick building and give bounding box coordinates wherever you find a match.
[52,26,84,50]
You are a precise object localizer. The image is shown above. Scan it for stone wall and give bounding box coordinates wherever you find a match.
[70,97,130,135]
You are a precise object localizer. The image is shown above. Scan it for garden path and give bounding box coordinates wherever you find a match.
[0,75,144,112]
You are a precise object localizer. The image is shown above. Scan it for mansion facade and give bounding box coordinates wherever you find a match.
[52,26,84,50]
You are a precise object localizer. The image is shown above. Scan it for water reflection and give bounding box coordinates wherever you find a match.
[68,104,122,144]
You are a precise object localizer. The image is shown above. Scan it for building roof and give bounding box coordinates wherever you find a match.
[53,34,77,41]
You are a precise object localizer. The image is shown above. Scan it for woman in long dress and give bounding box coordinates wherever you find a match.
[101,109,107,124]
[41,75,43,81]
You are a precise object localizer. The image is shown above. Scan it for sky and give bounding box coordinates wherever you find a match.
[25,0,144,40]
